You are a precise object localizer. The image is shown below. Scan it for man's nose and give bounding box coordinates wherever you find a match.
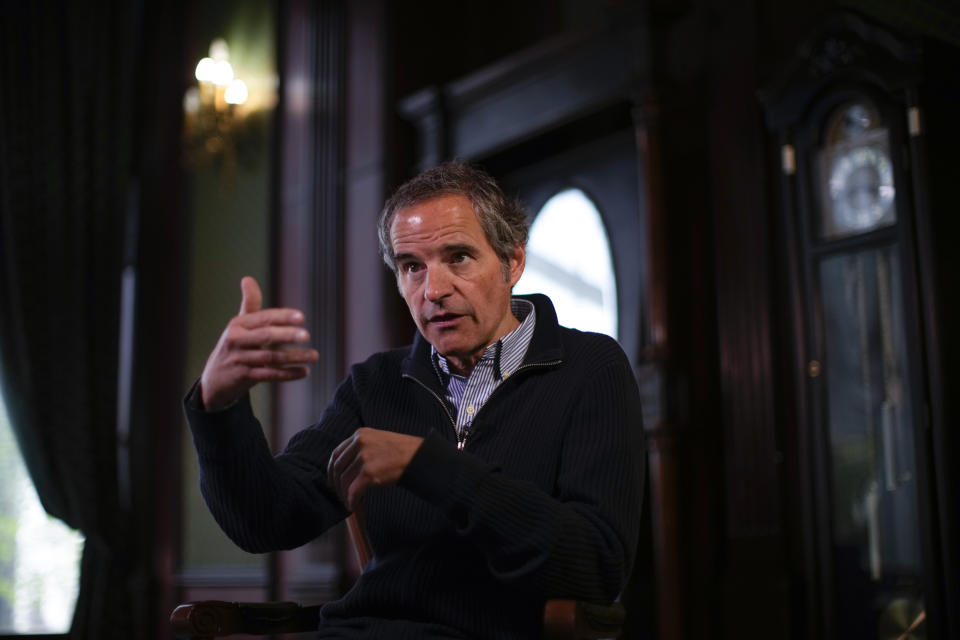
[424,266,453,302]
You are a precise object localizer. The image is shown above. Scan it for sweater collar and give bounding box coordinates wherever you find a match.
[402,293,564,386]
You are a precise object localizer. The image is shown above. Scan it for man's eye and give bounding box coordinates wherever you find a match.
[451,253,469,264]
[402,263,422,274]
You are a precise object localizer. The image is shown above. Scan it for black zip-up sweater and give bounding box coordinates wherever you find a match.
[185,294,645,639]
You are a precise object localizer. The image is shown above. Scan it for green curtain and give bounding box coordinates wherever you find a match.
[0,2,143,637]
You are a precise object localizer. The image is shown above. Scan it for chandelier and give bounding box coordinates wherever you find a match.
[182,39,252,167]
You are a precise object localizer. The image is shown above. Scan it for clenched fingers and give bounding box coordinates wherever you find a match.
[326,428,425,511]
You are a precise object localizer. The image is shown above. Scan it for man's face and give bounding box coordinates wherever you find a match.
[390,194,525,374]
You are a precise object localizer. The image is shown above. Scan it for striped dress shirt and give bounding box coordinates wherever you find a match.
[432,298,536,447]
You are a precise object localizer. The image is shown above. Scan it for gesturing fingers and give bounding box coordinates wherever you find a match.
[239,276,263,315]
[233,307,306,330]
[224,323,312,350]
[240,347,319,367]
[199,276,317,411]
[245,364,312,383]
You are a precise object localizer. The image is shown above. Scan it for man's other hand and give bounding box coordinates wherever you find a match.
[328,428,425,512]
[200,276,319,412]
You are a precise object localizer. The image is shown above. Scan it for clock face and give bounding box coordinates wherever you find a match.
[827,143,895,233]
[819,120,897,239]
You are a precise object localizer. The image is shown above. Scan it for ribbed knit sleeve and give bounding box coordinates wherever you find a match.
[399,338,644,603]
[183,379,351,553]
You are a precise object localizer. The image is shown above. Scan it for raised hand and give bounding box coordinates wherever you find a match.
[200,276,319,411]
[327,428,424,511]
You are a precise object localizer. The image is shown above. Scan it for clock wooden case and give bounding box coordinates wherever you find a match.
[761,11,958,640]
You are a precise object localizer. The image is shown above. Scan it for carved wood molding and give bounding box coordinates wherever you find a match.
[399,21,652,167]
[759,11,921,130]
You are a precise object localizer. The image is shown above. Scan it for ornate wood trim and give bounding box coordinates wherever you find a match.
[272,0,347,602]
[399,21,651,167]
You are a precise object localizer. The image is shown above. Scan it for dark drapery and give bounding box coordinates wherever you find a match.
[0,2,144,637]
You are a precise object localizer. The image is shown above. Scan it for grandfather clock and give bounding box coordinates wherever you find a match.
[762,12,950,640]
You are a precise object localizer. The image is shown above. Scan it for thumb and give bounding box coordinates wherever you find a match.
[239,276,262,315]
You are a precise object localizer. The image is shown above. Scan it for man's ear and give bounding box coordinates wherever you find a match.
[506,244,525,286]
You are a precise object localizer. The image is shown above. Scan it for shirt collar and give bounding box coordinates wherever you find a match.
[432,298,536,382]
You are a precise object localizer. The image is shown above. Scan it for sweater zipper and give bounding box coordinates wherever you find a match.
[404,359,562,451]
[402,373,462,447]
[462,359,562,450]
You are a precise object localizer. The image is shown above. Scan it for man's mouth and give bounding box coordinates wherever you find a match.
[427,313,463,328]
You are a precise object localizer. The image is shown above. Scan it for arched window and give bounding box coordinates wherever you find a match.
[514,189,618,338]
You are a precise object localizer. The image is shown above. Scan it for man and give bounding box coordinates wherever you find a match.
[184,162,644,639]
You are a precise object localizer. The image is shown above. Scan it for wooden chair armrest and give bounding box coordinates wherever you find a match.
[170,600,321,639]
[544,600,625,640]
[171,599,620,639]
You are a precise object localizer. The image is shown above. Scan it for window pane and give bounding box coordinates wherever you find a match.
[515,189,618,338]
[0,392,84,633]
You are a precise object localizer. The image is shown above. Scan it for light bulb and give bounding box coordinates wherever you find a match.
[183,86,200,113]
[194,57,215,83]
[211,60,234,86]
[224,79,248,105]
[209,38,229,62]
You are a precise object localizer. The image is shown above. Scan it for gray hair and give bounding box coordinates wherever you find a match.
[378,161,529,278]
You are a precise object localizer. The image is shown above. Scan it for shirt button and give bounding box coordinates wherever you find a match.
[466,405,475,415]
